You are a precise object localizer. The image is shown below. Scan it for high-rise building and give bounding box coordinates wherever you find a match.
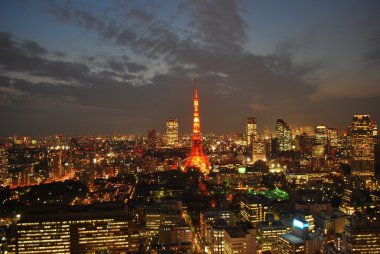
[343,213,380,253]
[210,219,228,254]
[185,80,210,174]
[200,210,235,245]
[315,125,328,146]
[349,115,376,176]
[278,233,305,254]
[158,223,192,252]
[276,119,292,152]
[145,199,183,236]
[257,214,289,252]
[246,117,257,146]
[327,127,338,156]
[9,204,139,253]
[147,129,157,149]
[0,146,8,186]
[278,218,316,254]
[252,138,266,163]
[165,119,179,147]
[223,222,257,254]
[240,195,269,226]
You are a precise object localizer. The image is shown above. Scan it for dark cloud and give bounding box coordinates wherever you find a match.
[21,40,47,55]
[189,0,247,47]
[116,29,137,45]
[1,1,379,136]
[52,51,67,57]
[124,61,147,73]
[365,30,380,67]
[108,59,125,73]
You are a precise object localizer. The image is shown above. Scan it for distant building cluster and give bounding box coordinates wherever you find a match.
[0,83,379,253]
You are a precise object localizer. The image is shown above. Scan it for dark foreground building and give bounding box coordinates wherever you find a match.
[8,203,139,253]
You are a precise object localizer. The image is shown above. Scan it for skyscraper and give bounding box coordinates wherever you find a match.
[147,129,157,149]
[276,119,292,152]
[343,213,380,253]
[327,127,338,156]
[252,139,266,163]
[185,80,210,174]
[349,115,376,176]
[10,204,138,253]
[246,117,257,146]
[315,125,328,146]
[0,146,8,186]
[165,119,179,147]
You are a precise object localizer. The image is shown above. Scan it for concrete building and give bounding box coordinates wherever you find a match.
[223,222,256,254]
[9,203,139,253]
[343,213,380,253]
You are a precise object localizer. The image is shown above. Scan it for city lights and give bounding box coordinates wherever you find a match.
[0,1,379,253]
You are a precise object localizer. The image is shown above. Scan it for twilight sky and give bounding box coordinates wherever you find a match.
[1,0,380,136]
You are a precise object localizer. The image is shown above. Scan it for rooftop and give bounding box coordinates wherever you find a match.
[280,233,304,245]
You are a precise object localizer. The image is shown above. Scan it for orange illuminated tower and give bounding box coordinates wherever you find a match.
[185,80,210,174]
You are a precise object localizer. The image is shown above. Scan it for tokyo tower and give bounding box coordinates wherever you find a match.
[185,80,210,174]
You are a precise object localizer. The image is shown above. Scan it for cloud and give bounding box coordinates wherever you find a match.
[364,30,380,67]
[1,1,379,135]
[21,40,47,55]
[249,103,269,111]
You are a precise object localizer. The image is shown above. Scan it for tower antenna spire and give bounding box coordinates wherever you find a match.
[186,80,210,174]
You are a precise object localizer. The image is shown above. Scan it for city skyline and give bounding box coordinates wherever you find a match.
[1,0,380,136]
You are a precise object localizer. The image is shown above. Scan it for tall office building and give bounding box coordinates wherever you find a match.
[349,115,376,176]
[0,146,8,186]
[200,210,235,245]
[147,129,157,149]
[246,117,258,146]
[343,213,380,253]
[210,219,228,254]
[240,195,269,226]
[252,138,266,163]
[9,204,139,253]
[278,219,316,254]
[327,127,338,156]
[315,125,328,146]
[223,222,257,254]
[165,119,179,147]
[257,214,289,252]
[158,223,192,252]
[276,119,292,152]
[278,234,305,254]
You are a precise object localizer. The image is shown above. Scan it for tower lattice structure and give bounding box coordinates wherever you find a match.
[185,80,210,174]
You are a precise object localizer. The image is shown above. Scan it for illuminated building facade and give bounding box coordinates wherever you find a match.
[145,200,183,236]
[327,127,338,156]
[185,81,210,174]
[276,119,292,152]
[277,218,317,254]
[165,119,179,147]
[343,214,380,253]
[11,204,139,253]
[210,219,228,254]
[349,114,376,176]
[148,129,157,149]
[252,138,266,163]
[278,233,305,254]
[223,222,256,254]
[158,223,192,252]
[246,117,257,146]
[200,210,235,245]
[257,215,289,252]
[240,195,269,225]
[0,146,8,186]
[315,125,328,146]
